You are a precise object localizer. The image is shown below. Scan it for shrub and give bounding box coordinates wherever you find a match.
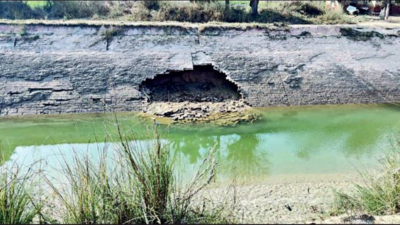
[284,1,326,17]
[128,2,151,21]
[0,1,112,20]
[0,1,44,19]
[44,1,110,19]
[314,9,355,24]
[223,6,250,22]
[153,2,225,23]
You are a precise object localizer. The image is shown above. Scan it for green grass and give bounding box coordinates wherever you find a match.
[25,1,47,9]
[332,138,400,216]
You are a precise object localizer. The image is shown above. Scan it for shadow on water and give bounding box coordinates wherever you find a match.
[381,103,400,112]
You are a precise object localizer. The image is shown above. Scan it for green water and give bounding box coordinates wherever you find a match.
[1,104,400,181]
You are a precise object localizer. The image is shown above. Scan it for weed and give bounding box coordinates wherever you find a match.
[19,25,28,37]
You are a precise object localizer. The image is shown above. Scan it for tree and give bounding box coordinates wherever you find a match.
[225,0,230,10]
[380,0,392,20]
[250,0,259,16]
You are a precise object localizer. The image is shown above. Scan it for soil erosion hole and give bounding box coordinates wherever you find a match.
[140,65,241,102]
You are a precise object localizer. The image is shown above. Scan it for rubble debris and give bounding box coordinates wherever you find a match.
[142,99,259,126]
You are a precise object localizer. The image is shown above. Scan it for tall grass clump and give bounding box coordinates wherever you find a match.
[117,123,174,224]
[45,121,232,224]
[0,156,42,224]
[332,139,400,215]
[44,146,122,224]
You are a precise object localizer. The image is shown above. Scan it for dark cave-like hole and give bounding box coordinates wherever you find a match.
[140,65,241,102]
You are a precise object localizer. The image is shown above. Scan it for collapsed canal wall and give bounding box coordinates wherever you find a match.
[0,21,400,116]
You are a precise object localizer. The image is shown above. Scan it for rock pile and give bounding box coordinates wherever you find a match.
[143,100,259,126]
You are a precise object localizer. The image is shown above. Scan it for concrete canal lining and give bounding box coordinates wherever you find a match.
[0,21,400,115]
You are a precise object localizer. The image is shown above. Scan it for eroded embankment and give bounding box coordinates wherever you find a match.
[0,20,400,117]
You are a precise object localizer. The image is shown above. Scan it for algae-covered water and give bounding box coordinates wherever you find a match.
[1,104,400,181]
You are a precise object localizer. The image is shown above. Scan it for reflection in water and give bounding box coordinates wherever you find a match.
[223,134,270,180]
[2,104,400,181]
[168,133,270,181]
[171,135,217,164]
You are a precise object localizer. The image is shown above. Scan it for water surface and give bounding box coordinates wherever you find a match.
[1,104,400,181]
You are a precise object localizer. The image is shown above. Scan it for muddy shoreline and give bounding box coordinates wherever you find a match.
[201,174,358,224]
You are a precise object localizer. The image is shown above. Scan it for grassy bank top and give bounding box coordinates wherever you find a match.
[1,19,400,29]
[0,1,376,25]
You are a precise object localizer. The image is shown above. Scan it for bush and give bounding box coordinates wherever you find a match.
[129,3,151,21]
[44,1,110,19]
[314,10,354,24]
[152,2,225,23]
[284,1,325,17]
[0,1,44,19]
[0,1,111,20]
[332,139,400,215]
